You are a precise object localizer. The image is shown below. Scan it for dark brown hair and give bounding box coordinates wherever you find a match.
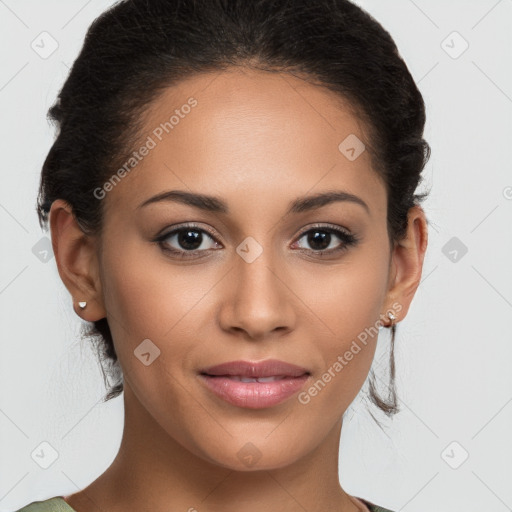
[36,0,431,414]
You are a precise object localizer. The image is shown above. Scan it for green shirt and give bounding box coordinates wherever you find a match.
[15,496,395,512]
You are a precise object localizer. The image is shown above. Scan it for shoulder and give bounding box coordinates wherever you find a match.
[358,497,395,512]
[14,497,75,512]
[16,495,394,512]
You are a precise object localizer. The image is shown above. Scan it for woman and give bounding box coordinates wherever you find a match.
[17,0,430,510]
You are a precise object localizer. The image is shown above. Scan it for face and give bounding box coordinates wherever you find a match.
[63,68,408,470]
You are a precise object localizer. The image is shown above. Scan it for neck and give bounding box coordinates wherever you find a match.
[65,383,362,512]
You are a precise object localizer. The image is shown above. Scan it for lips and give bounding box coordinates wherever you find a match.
[199,359,310,378]
[198,359,311,409]
[221,375,286,383]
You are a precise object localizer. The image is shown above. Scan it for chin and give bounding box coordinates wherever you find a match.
[192,434,308,472]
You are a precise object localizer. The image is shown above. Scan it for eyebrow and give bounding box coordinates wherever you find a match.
[137,189,370,215]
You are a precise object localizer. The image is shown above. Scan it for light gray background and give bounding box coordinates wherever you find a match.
[1,1,511,511]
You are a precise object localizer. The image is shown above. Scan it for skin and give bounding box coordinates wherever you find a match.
[49,68,428,512]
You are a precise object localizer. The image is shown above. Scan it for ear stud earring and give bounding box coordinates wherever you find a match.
[387,312,397,325]
[78,301,87,309]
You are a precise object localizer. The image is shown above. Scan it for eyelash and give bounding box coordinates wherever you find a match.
[153,222,359,259]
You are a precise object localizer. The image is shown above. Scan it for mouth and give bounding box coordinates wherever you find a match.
[203,375,297,382]
[197,359,311,409]
[199,358,311,378]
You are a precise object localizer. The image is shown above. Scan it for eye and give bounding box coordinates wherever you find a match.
[292,224,359,255]
[153,222,359,259]
[155,223,221,257]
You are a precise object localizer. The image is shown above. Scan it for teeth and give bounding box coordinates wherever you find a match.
[228,376,286,382]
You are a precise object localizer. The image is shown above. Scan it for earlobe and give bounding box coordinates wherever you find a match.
[384,205,429,322]
[49,199,107,321]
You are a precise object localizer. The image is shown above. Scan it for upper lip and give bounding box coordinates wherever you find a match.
[199,359,310,378]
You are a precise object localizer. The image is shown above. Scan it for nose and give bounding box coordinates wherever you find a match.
[218,252,297,341]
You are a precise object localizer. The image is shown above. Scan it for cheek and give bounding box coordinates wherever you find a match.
[293,250,390,404]
[297,249,389,347]
[98,246,202,413]
[99,238,222,379]
[100,231,198,336]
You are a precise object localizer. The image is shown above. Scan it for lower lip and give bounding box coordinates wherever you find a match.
[199,374,310,409]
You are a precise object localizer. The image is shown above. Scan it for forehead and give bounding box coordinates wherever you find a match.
[103,68,386,219]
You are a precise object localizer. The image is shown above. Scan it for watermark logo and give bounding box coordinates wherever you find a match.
[134,338,161,366]
[31,31,58,59]
[441,31,469,60]
[338,134,365,161]
[237,442,262,468]
[442,236,468,263]
[441,441,469,469]
[32,236,54,263]
[236,236,264,263]
[31,441,59,469]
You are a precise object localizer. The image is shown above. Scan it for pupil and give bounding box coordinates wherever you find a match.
[175,230,333,252]
[308,231,330,250]
[178,230,202,250]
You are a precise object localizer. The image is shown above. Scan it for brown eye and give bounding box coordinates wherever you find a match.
[155,224,221,257]
[293,225,359,255]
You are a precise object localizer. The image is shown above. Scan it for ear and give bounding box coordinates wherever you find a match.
[383,205,429,323]
[49,199,107,321]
